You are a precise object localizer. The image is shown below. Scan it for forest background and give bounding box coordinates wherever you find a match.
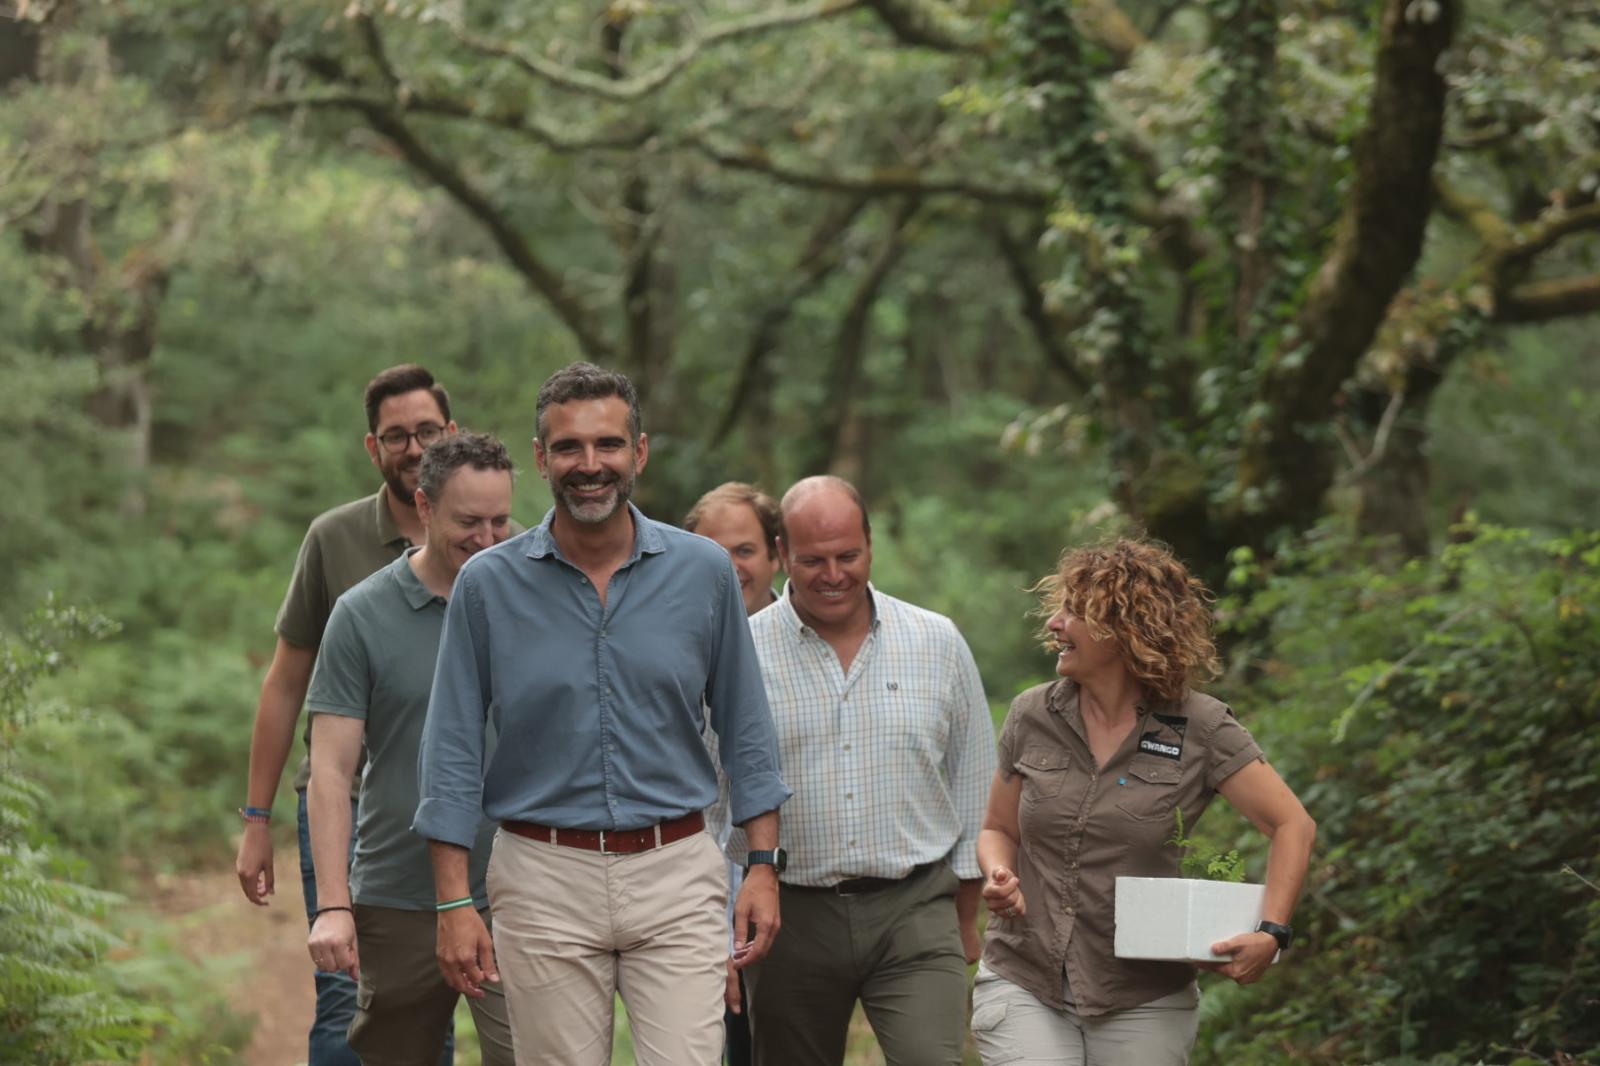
[2,0,1597,1062]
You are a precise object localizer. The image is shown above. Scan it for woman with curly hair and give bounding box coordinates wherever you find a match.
[971,539,1315,1065]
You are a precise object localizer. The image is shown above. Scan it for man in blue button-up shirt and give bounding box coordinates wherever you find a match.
[415,362,790,1065]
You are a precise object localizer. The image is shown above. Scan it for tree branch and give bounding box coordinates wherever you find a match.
[690,135,1050,207]
[712,196,871,447]
[354,12,401,96]
[250,91,653,153]
[1073,0,1147,67]
[859,0,985,52]
[1432,174,1514,249]
[809,199,921,475]
[354,102,615,362]
[989,221,1093,394]
[1498,274,1600,322]
[456,0,861,102]
[1234,0,1456,531]
[1500,201,1600,267]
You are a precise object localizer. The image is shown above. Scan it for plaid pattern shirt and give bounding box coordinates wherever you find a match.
[724,585,995,885]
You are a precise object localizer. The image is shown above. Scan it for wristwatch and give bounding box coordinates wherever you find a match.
[1256,920,1294,952]
[745,848,788,875]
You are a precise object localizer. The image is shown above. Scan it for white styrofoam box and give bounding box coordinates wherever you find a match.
[1114,876,1268,963]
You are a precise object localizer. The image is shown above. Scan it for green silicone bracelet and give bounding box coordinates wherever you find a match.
[435,896,475,912]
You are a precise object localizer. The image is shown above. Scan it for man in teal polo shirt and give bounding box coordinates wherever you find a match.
[304,431,516,1065]
[235,363,458,1066]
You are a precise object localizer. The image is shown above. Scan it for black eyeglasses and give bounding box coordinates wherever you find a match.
[376,423,446,453]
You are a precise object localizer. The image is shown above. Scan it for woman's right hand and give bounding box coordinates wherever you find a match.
[982,865,1026,919]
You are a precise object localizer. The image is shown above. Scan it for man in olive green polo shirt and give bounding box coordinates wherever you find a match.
[235,364,456,1066]
[305,432,516,1065]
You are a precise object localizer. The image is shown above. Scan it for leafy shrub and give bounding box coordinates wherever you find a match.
[1170,808,1246,883]
[1194,525,1600,1065]
[1,599,248,1064]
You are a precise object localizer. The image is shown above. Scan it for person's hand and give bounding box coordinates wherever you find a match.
[981,865,1026,920]
[235,823,275,905]
[308,909,359,978]
[436,906,499,998]
[724,957,743,1014]
[732,865,781,970]
[1196,931,1278,984]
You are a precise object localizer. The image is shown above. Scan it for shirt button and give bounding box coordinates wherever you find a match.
[845,792,854,800]
[1065,906,1075,916]
[848,839,857,846]
[843,743,851,751]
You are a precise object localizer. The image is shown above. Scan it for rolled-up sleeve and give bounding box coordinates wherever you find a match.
[945,627,997,880]
[704,557,791,826]
[414,569,494,847]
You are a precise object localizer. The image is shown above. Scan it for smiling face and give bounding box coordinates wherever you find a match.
[417,465,514,577]
[778,489,872,639]
[534,396,648,527]
[365,388,455,503]
[694,501,780,616]
[1045,606,1126,682]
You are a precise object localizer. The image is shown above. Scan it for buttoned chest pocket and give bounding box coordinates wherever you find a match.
[1114,757,1182,821]
[1016,747,1070,802]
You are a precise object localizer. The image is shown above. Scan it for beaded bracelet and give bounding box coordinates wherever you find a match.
[238,806,272,824]
[435,896,475,912]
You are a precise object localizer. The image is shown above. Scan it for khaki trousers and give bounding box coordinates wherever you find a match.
[347,904,515,1066]
[969,963,1199,1066]
[745,862,969,1066]
[486,827,727,1066]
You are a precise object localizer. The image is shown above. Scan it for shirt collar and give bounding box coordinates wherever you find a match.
[523,502,665,564]
[393,547,444,611]
[1050,677,1167,722]
[374,483,411,549]
[773,580,882,638]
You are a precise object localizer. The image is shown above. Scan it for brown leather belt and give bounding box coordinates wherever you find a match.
[502,811,705,855]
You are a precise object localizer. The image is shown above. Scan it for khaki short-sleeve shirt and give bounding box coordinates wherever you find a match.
[276,486,412,793]
[980,679,1263,1017]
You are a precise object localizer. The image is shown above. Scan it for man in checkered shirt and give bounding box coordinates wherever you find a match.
[730,475,996,1066]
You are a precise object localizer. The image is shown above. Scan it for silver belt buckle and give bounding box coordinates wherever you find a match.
[598,830,608,853]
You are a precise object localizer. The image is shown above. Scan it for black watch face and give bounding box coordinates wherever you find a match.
[772,847,788,874]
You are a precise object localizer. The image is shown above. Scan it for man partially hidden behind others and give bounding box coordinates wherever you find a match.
[305,432,518,1065]
[235,364,458,1066]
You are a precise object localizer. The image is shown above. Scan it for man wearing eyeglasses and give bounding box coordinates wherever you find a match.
[235,364,457,1066]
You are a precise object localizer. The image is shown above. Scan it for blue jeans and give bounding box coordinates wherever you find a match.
[298,792,455,1066]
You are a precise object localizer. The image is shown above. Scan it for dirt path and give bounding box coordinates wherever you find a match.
[151,863,314,1066]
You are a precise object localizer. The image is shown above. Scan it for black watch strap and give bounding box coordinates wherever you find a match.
[1257,920,1293,952]
[746,847,787,874]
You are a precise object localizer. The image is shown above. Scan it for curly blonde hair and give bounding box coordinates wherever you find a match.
[1032,539,1220,703]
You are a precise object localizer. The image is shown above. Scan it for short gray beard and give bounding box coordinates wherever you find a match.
[553,471,635,525]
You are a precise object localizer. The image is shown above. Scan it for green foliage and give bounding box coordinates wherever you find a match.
[0,601,248,1064]
[1194,526,1600,1064]
[1168,807,1247,883]
[0,601,157,1064]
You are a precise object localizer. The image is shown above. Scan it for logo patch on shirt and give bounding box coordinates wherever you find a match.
[1138,713,1187,761]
